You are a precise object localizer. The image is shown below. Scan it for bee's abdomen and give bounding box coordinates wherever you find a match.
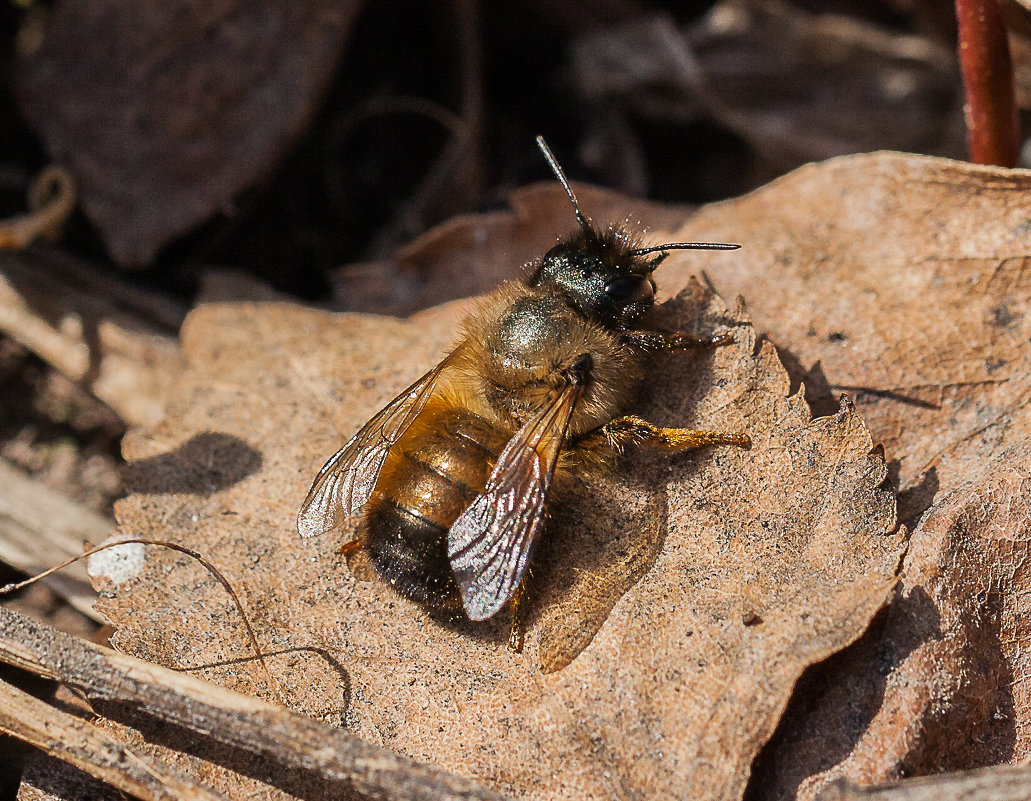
[361,408,503,611]
[361,498,459,609]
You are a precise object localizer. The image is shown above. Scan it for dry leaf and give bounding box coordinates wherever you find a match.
[89,263,900,798]
[14,0,363,266]
[566,0,962,178]
[653,152,1031,795]
[326,184,689,315]
[685,0,963,166]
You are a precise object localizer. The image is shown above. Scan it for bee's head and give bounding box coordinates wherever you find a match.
[528,136,739,330]
[529,227,662,328]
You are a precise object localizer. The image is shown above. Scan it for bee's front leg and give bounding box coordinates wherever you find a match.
[621,330,735,350]
[602,415,750,453]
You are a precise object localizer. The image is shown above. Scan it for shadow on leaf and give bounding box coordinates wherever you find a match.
[125,432,262,495]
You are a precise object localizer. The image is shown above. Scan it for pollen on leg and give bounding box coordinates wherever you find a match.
[660,428,751,450]
[602,416,750,452]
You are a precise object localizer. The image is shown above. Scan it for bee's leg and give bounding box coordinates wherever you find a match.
[622,330,734,350]
[508,580,528,653]
[336,538,362,557]
[603,415,750,452]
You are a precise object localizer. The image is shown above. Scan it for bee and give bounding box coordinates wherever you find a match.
[298,136,750,650]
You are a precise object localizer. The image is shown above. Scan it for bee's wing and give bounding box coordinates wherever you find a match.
[297,358,451,539]
[447,379,583,621]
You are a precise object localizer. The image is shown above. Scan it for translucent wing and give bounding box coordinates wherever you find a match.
[297,359,450,538]
[447,378,584,621]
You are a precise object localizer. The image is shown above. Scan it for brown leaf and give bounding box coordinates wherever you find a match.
[565,1,963,176]
[326,183,689,315]
[14,0,363,266]
[89,235,900,801]
[651,152,1031,794]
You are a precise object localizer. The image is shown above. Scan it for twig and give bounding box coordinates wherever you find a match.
[0,457,110,622]
[0,675,231,801]
[0,537,284,705]
[816,765,1031,800]
[0,247,182,427]
[0,606,512,801]
[0,166,76,250]
[955,0,1020,166]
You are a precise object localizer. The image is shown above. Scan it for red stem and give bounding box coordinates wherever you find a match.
[956,0,1020,166]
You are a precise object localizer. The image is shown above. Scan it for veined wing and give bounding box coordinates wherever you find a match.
[447,371,585,621]
[297,358,450,538]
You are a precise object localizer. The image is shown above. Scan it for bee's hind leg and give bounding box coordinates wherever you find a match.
[603,415,751,453]
[507,580,529,653]
[335,538,363,557]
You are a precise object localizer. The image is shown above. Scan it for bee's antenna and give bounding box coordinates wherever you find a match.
[536,135,590,231]
[629,242,740,257]
[536,136,740,254]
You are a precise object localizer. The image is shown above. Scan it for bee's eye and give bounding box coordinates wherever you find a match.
[604,276,654,304]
